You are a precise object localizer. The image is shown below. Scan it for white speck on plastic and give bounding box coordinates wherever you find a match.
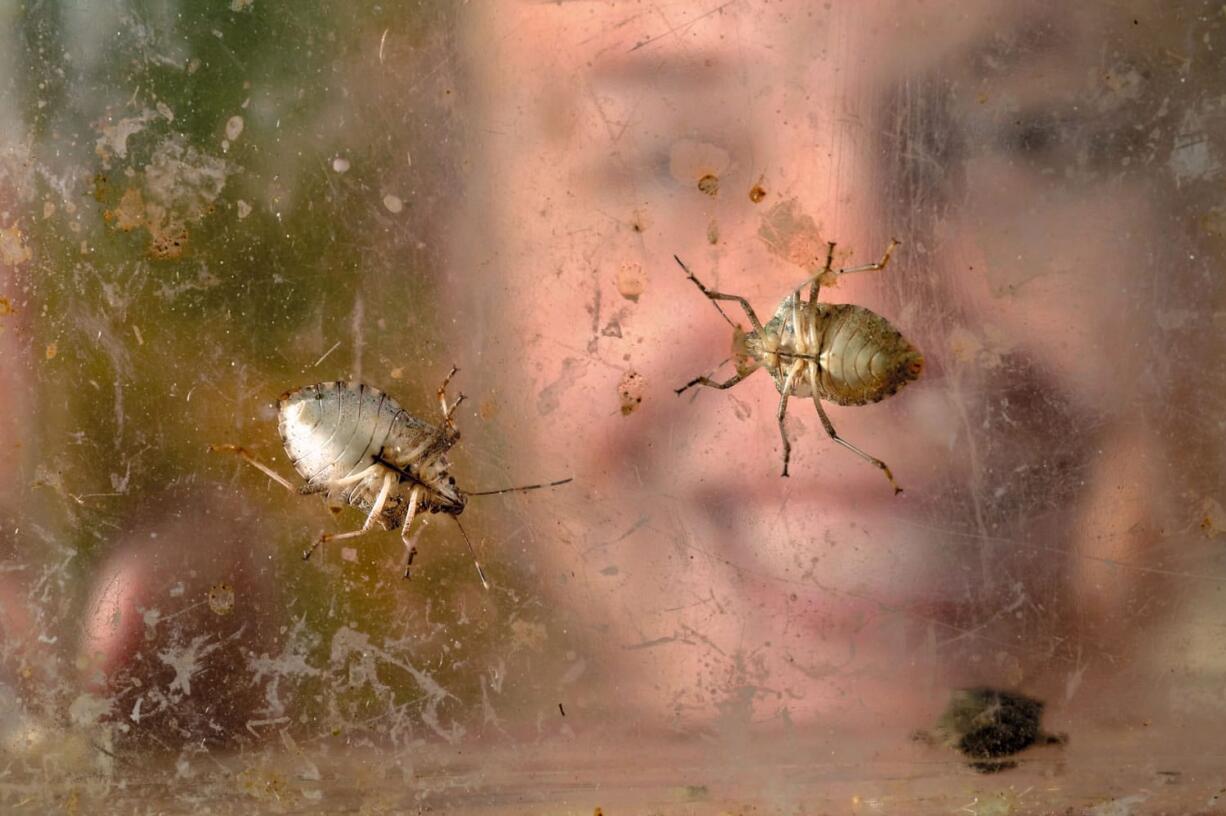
[383,194,403,213]
[332,156,350,173]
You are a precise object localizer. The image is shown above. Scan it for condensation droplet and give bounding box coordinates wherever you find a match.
[383,194,403,213]
[332,156,350,173]
[224,115,244,143]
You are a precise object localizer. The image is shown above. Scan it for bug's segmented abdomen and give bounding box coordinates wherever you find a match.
[814,304,924,406]
[279,381,404,485]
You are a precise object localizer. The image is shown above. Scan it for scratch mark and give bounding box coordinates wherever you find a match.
[628,0,738,53]
[623,635,692,650]
[310,341,340,370]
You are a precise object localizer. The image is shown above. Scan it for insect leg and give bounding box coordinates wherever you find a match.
[809,241,836,305]
[811,398,903,495]
[776,364,801,477]
[674,255,764,333]
[330,463,382,488]
[675,369,751,396]
[437,365,460,419]
[795,239,900,305]
[303,471,396,560]
[836,238,900,278]
[209,444,297,492]
[400,486,422,579]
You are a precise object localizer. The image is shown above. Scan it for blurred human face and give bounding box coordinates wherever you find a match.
[456,1,1175,730]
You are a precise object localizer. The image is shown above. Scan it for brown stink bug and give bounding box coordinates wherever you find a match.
[675,240,923,493]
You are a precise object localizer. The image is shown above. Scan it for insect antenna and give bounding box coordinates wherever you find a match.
[674,255,738,329]
[467,477,574,497]
[451,516,490,590]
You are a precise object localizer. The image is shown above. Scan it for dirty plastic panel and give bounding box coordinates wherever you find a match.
[1,1,1224,813]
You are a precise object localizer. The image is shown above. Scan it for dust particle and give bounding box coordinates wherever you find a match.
[630,208,650,233]
[615,262,646,302]
[236,200,252,220]
[224,115,245,143]
[707,219,719,244]
[749,179,767,203]
[207,582,235,616]
[618,370,645,416]
[383,194,403,213]
[697,173,720,196]
[332,156,350,173]
[45,342,57,360]
[0,224,32,266]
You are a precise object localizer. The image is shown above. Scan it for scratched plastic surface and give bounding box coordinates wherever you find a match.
[1,2,1224,813]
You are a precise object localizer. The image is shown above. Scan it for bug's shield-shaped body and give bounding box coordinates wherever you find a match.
[676,240,922,491]
[278,381,464,529]
[754,295,924,406]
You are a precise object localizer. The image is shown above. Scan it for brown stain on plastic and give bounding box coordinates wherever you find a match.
[758,197,824,269]
[207,582,236,616]
[618,370,645,416]
[107,188,147,231]
[697,173,719,196]
[615,262,646,302]
[1201,497,1225,538]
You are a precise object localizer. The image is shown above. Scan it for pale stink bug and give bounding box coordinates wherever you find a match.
[675,240,923,493]
[213,369,571,586]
